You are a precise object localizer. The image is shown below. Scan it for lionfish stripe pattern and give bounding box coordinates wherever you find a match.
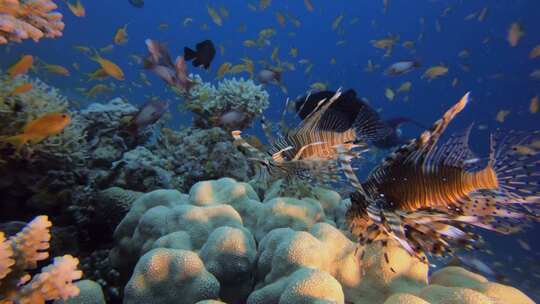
[233,90,367,183]
[338,92,540,258]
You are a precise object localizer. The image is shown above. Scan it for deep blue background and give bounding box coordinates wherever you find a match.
[2,0,540,298]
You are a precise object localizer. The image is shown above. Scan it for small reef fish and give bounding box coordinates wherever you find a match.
[364,59,379,72]
[219,5,229,18]
[332,14,344,30]
[8,83,32,96]
[125,99,169,134]
[66,0,85,17]
[184,40,216,70]
[144,39,194,91]
[384,60,420,76]
[73,45,92,54]
[517,239,531,251]
[496,110,510,123]
[275,11,286,27]
[397,81,412,93]
[41,63,70,76]
[219,111,247,128]
[216,62,232,78]
[85,68,109,81]
[128,0,143,8]
[385,88,395,101]
[477,7,488,22]
[422,65,448,81]
[310,82,327,91]
[114,24,129,45]
[256,69,281,86]
[100,44,115,53]
[530,96,539,114]
[0,113,71,152]
[90,52,125,80]
[507,22,524,47]
[8,55,33,79]
[529,45,540,59]
[207,5,222,26]
[85,84,109,97]
[259,0,271,10]
[336,92,540,260]
[530,69,540,80]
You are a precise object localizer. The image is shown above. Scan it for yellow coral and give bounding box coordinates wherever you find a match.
[0,216,83,304]
[0,0,64,44]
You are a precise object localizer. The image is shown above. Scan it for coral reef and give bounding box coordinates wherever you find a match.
[0,0,64,44]
[111,178,534,304]
[53,280,106,304]
[152,127,250,191]
[181,75,269,130]
[0,215,83,304]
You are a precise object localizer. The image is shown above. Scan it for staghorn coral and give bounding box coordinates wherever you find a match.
[0,215,82,304]
[181,75,269,130]
[0,0,64,44]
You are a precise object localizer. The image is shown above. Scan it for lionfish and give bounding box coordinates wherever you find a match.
[336,92,540,260]
[232,90,384,183]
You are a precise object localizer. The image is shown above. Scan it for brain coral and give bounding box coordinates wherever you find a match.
[112,178,535,304]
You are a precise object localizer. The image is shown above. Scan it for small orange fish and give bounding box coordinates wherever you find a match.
[90,52,124,80]
[67,0,86,17]
[0,113,71,152]
[114,24,129,45]
[8,55,33,79]
[529,45,540,59]
[507,22,524,47]
[8,83,33,96]
[496,110,510,123]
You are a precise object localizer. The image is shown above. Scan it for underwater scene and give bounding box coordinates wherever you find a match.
[0,0,539,303]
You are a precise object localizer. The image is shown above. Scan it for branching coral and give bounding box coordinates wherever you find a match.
[0,215,82,304]
[0,0,64,44]
[181,75,269,130]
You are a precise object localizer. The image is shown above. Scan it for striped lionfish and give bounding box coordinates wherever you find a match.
[232,90,385,184]
[336,92,540,260]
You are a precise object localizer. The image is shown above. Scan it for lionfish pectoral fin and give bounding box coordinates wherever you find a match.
[405,92,471,165]
[292,141,326,161]
[424,123,477,169]
[271,145,294,162]
[335,143,367,196]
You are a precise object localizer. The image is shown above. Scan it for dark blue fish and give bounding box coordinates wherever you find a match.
[184,40,216,69]
[128,0,144,8]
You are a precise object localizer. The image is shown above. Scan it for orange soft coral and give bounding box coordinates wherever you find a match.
[0,0,64,44]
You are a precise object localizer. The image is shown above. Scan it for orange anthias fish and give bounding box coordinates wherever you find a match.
[90,52,125,80]
[507,22,524,47]
[8,55,33,79]
[114,24,129,45]
[0,113,71,152]
[66,0,86,17]
[8,83,33,96]
[304,0,314,12]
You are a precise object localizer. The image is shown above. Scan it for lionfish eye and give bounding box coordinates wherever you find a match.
[61,114,67,118]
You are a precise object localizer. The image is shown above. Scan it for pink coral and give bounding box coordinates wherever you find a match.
[0,0,64,44]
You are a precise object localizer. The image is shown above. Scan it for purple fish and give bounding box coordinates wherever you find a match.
[144,38,194,91]
[127,99,169,134]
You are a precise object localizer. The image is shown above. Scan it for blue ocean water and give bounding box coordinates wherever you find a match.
[2,0,540,301]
